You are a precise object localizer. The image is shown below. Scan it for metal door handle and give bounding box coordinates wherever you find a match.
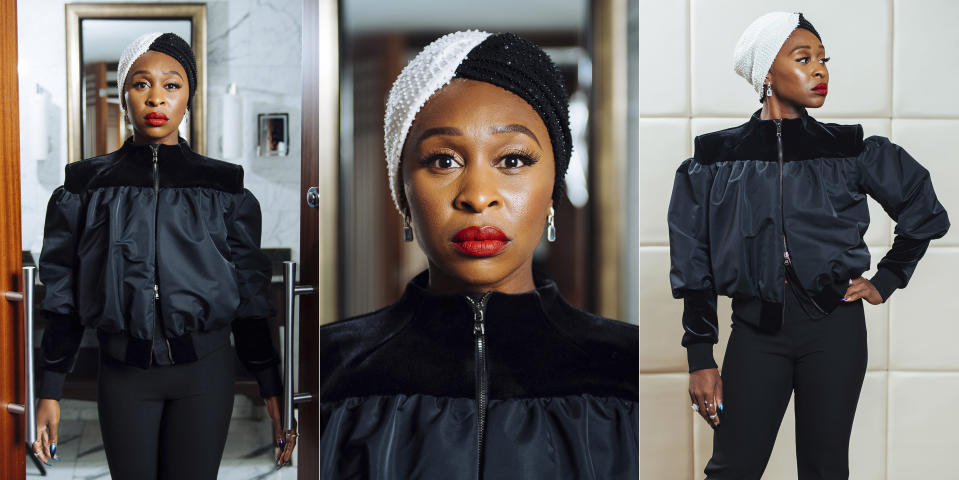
[282,261,315,433]
[3,266,37,446]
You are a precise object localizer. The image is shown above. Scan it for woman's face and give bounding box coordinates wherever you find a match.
[401,78,555,294]
[768,28,829,108]
[123,51,189,145]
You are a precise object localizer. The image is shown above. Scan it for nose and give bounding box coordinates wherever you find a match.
[146,86,166,107]
[453,163,501,213]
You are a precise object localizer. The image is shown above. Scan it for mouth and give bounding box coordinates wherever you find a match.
[451,225,510,258]
[144,112,169,126]
[812,83,828,95]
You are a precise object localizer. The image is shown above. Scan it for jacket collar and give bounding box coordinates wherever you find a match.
[398,270,561,325]
[694,108,864,164]
[119,136,193,164]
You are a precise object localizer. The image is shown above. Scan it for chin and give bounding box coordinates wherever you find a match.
[441,257,521,289]
[806,97,827,109]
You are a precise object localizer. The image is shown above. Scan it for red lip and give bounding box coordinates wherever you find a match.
[812,83,828,95]
[145,112,168,126]
[452,226,509,257]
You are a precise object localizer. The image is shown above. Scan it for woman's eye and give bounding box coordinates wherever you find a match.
[165,83,181,90]
[132,81,149,89]
[797,56,810,64]
[497,154,535,169]
[425,154,459,169]
[820,57,831,64]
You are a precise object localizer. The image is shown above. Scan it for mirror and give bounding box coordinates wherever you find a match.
[65,4,207,164]
[335,0,632,322]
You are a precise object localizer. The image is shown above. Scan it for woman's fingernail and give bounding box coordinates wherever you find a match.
[50,444,56,457]
[278,439,285,448]
[842,297,848,302]
[719,402,724,412]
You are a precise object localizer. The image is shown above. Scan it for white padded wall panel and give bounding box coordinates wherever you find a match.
[640,118,691,244]
[638,0,689,115]
[893,0,959,117]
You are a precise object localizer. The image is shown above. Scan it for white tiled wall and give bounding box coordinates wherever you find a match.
[639,1,959,478]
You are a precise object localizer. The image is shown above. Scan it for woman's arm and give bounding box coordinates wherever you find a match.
[667,157,719,372]
[857,137,950,300]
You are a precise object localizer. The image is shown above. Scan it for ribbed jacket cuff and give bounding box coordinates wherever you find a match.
[870,267,902,303]
[37,370,67,401]
[686,343,717,373]
[252,365,283,399]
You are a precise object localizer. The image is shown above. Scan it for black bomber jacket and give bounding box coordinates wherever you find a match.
[321,271,638,479]
[668,110,950,372]
[37,138,281,400]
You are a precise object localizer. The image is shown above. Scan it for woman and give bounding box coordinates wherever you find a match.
[668,12,949,479]
[32,32,296,478]
[321,31,638,479]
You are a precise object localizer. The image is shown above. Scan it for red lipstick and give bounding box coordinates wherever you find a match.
[812,83,828,95]
[145,112,168,126]
[451,226,509,257]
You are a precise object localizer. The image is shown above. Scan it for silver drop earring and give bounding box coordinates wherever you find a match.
[766,83,773,98]
[403,216,413,242]
[547,207,556,243]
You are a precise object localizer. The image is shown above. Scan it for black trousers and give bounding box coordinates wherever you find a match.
[704,283,868,480]
[97,344,236,480]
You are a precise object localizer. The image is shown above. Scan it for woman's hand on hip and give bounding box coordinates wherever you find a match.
[843,277,883,305]
[33,399,60,463]
[264,396,297,466]
[689,368,723,428]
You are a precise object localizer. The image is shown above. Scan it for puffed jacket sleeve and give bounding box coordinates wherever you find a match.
[667,156,719,372]
[857,137,950,302]
[36,186,86,400]
[227,188,282,398]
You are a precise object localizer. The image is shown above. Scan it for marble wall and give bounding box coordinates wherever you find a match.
[17,0,303,262]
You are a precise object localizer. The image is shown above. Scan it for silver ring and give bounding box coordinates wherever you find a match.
[691,404,700,412]
[709,414,717,419]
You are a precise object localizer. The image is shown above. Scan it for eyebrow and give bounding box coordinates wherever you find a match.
[490,124,541,147]
[790,45,824,53]
[130,70,184,78]
[415,127,463,146]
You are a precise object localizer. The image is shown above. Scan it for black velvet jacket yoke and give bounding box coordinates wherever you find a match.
[37,138,281,399]
[321,271,639,479]
[668,110,950,371]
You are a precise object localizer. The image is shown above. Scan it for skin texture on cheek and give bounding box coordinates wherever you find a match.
[762,28,829,119]
[401,79,555,295]
[124,51,189,145]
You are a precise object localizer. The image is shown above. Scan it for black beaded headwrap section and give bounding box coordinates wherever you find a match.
[454,33,572,205]
[149,33,198,111]
[797,13,822,41]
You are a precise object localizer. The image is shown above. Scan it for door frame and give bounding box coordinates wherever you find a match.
[0,0,25,476]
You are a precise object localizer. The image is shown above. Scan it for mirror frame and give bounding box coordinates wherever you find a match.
[65,3,207,164]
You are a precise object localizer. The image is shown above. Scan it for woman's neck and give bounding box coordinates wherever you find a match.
[425,260,537,295]
[760,98,806,120]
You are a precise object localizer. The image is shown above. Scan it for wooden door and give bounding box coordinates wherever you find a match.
[0,0,25,476]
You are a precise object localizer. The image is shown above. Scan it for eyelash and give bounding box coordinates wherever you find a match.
[132,81,181,90]
[418,148,541,171]
[798,56,830,64]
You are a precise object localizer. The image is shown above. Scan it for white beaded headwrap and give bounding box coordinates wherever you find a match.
[383,30,491,215]
[117,32,163,118]
[733,12,801,95]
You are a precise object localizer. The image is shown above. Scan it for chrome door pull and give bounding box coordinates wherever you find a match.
[282,261,315,434]
[306,187,319,208]
[3,267,37,446]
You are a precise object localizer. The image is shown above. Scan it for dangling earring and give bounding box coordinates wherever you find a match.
[403,216,413,242]
[765,83,773,98]
[547,207,556,243]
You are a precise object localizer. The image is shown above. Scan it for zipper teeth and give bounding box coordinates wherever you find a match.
[150,145,170,364]
[466,292,492,480]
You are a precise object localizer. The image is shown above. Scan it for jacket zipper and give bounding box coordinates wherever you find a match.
[465,292,491,480]
[775,120,827,317]
[150,145,175,365]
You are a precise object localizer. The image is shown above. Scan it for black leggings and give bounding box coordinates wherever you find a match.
[97,344,236,480]
[704,283,868,480]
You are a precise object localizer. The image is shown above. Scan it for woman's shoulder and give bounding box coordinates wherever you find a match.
[546,297,638,360]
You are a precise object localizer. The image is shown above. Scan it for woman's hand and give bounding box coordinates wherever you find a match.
[33,399,60,463]
[263,396,297,466]
[689,368,723,428]
[843,277,883,305]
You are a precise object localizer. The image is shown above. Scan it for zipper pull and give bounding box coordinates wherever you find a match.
[473,310,485,336]
[775,118,782,138]
[154,284,159,300]
[784,251,792,266]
